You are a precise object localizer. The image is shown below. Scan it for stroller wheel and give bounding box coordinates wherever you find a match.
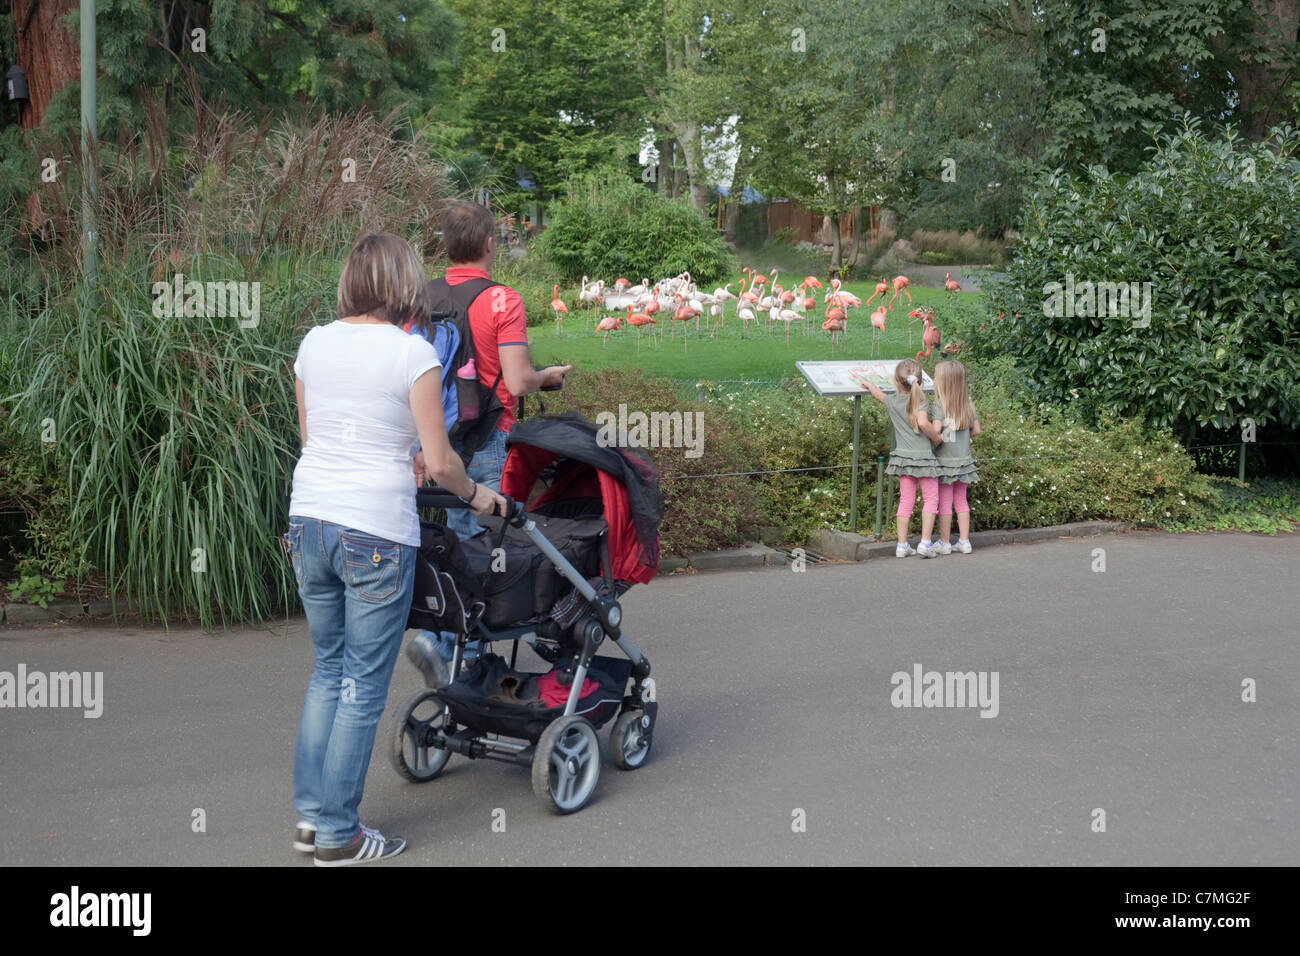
[609,709,653,770]
[531,715,601,814]
[389,688,452,783]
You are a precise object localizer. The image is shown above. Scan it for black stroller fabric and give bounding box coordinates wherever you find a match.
[408,524,484,634]
[437,652,630,742]
[457,513,606,628]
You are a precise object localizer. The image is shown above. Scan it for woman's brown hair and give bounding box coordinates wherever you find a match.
[337,233,429,326]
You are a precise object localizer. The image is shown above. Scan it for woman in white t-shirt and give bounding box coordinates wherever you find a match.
[284,233,505,867]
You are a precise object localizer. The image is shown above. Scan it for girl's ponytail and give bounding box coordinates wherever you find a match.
[894,358,924,432]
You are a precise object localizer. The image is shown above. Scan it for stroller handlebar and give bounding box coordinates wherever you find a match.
[416,486,527,526]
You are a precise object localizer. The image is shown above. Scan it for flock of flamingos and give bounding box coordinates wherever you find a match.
[549,269,965,362]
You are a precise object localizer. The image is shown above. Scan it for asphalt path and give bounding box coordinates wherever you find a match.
[1,531,1295,866]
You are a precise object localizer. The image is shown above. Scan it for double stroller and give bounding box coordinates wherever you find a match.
[389,411,662,814]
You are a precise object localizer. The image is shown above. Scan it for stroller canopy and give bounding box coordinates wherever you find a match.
[500,411,662,585]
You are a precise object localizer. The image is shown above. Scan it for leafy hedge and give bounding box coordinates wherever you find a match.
[977,119,1300,446]
[537,167,735,286]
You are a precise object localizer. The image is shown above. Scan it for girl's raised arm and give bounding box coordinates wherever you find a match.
[864,381,887,403]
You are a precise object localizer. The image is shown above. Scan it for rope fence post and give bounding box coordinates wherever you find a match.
[1239,441,1247,483]
[849,394,862,532]
[874,456,885,538]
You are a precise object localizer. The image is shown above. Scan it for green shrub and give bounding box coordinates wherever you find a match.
[1,104,456,626]
[980,119,1300,445]
[537,167,735,287]
[910,229,1007,266]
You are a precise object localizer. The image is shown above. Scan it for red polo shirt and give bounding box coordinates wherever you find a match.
[445,266,529,433]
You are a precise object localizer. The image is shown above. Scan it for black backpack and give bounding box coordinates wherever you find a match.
[424,276,506,465]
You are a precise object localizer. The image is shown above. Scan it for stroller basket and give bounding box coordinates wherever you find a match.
[436,654,632,743]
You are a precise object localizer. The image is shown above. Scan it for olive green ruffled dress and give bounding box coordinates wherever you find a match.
[884,391,944,478]
[929,393,979,485]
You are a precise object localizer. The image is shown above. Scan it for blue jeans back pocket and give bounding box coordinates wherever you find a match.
[339,530,403,604]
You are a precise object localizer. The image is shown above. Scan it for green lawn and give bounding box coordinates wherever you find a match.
[529,281,982,382]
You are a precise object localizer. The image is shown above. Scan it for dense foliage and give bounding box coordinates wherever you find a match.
[977,120,1300,446]
[537,168,735,286]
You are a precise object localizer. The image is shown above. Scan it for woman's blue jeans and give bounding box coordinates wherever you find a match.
[285,516,415,848]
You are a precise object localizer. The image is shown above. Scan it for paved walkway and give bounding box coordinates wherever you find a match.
[1,531,1295,865]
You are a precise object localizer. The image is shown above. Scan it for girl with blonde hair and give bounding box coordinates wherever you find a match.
[863,359,944,557]
[930,360,982,554]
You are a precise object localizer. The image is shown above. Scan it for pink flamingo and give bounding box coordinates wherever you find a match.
[887,274,912,308]
[551,284,569,336]
[944,272,962,293]
[594,312,622,347]
[916,313,941,364]
[865,277,889,307]
[625,305,655,351]
[870,306,887,356]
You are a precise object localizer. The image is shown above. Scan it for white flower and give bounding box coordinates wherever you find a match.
[1104,495,1110,500]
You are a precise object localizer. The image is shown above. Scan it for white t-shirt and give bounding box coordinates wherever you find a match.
[289,321,441,546]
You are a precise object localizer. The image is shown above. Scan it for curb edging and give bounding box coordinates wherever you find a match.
[658,521,1130,575]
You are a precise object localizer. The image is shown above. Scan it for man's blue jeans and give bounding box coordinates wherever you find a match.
[286,516,416,849]
[427,427,509,663]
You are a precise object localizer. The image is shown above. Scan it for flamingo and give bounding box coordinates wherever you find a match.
[613,277,632,294]
[865,277,889,307]
[625,304,655,351]
[627,277,650,297]
[869,306,887,356]
[772,304,802,344]
[672,294,697,351]
[887,274,912,308]
[822,305,847,352]
[736,300,757,338]
[708,301,725,337]
[643,288,662,316]
[944,272,962,293]
[594,312,622,347]
[907,306,934,348]
[916,313,941,363]
[551,284,569,336]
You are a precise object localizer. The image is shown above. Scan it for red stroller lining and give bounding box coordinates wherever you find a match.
[501,441,657,585]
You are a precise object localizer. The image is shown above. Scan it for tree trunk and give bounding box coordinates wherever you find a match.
[724,127,751,242]
[14,0,81,130]
[844,206,864,268]
[829,212,843,274]
[655,133,674,196]
[1236,0,1300,139]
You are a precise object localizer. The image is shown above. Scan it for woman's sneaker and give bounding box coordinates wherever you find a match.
[293,821,316,852]
[895,542,916,558]
[917,540,938,558]
[935,540,953,555]
[314,825,407,867]
[956,539,973,554]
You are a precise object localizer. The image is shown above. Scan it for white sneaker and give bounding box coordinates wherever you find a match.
[934,540,952,555]
[917,541,938,558]
[895,543,916,558]
[956,539,972,554]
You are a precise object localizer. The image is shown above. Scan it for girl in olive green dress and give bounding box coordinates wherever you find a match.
[930,360,982,554]
[863,358,944,557]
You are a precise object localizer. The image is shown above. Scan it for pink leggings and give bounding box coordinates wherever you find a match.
[937,481,970,515]
[896,475,939,517]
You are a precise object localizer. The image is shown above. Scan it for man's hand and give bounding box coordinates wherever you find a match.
[539,364,572,389]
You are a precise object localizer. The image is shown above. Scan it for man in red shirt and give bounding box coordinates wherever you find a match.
[408,202,570,682]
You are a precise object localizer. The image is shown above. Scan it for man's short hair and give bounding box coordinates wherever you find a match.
[442,202,495,263]
[337,233,429,325]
